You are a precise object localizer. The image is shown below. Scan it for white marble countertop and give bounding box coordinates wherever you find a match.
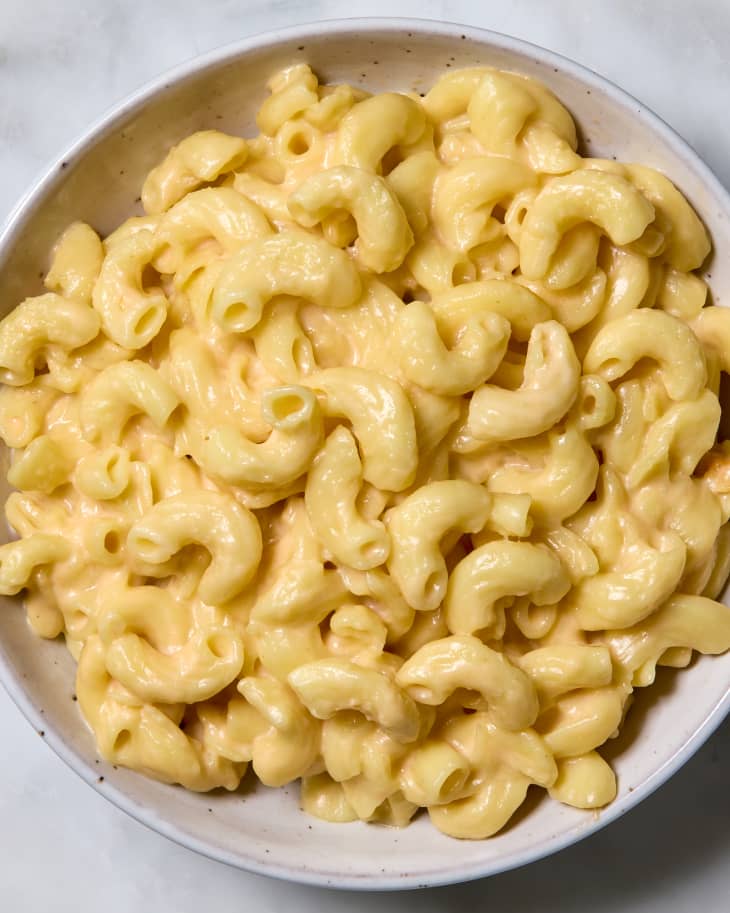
[1,1,729,910]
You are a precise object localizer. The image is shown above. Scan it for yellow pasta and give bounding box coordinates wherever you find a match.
[1,62,728,840]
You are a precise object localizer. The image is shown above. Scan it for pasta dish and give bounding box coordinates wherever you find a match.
[0,63,729,839]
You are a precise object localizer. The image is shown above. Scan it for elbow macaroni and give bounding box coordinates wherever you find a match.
[0,63,728,841]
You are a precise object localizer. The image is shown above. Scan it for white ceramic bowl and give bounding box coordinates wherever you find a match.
[1,17,728,891]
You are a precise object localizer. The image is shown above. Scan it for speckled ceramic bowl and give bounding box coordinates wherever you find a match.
[0,17,728,891]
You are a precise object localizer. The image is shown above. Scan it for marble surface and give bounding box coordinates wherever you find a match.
[1,1,729,910]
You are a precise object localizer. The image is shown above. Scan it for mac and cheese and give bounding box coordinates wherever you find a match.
[1,63,729,840]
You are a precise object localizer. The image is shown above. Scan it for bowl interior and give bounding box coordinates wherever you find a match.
[0,20,728,890]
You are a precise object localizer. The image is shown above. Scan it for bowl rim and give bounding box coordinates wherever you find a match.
[1,15,729,892]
